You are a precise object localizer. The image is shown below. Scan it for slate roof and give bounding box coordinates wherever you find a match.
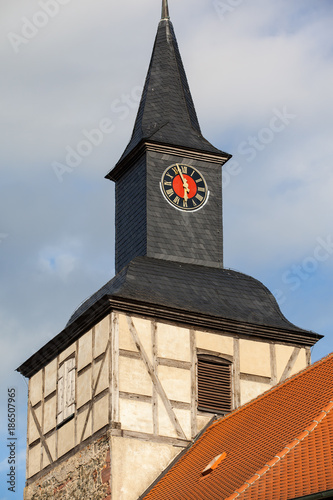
[141,353,333,500]
[17,256,319,378]
[67,256,309,334]
[111,10,230,171]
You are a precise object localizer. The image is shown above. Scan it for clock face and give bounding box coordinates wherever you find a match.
[160,164,209,212]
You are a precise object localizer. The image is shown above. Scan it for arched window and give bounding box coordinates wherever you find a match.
[197,355,232,414]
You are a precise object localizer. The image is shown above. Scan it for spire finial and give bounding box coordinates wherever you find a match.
[161,0,170,20]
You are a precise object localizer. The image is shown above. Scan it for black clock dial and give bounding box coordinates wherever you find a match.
[160,164,209,212]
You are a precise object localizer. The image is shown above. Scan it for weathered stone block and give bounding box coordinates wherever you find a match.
[24,434,111,500]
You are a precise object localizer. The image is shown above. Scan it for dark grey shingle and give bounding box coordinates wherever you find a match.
[111,18,230,171]
[67,256,307,333]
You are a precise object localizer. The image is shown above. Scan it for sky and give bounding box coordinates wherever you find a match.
[1,0,333,497]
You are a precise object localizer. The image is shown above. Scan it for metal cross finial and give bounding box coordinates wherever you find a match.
[161,0,170,20]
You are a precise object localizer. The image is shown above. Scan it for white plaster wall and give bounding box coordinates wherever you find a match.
[77,407,92,442]
[44,359,57,398]
[94,395,109,433]
[196,330,233,356]
[77,367,92,409]
[157,365,191,403]
[28,443,41,478]
[43,396,56,434]
[29,370,43,407]
[57,419,75,458]
[119,399,153,434]
[157,323,191,361]
[239,339,271,377]
[94,316,109,357]
[111,436,180,500]
[119,356,152,396]
[78,330,92,371]
[240,379,271,406]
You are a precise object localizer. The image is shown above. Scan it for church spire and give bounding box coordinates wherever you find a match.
[161,0,170,20]
[110,1,230,171]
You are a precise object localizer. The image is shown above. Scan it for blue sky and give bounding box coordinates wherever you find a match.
[1,0,333,497]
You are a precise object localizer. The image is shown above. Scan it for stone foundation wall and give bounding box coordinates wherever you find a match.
[24,434,110,500]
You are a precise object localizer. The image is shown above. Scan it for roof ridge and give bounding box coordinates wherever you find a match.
[224,400,333,500]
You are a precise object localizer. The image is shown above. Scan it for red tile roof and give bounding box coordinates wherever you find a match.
[143,353,333,500]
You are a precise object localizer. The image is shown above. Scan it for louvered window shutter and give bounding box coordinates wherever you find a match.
[57,357,76,425]
[198,356,232,414]
[57,363,65,425]
[64,357,75,419]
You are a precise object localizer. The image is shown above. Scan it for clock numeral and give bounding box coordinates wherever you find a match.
[198,187,205,192]
[166,188,174,197]
[196,194,204,202]
[191,170,195,177]
[181,165,188,174]
[195,178,202,184]
[173,196,180,205]
[172,166,179,175]
[183,199,188,208]
[164,181,172,187]
[192,200,197,207]
[166,173,173,179]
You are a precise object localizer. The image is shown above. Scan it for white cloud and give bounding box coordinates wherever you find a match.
[37,240,80,281]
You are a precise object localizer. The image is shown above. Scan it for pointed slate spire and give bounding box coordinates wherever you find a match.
[161,0,170,20]
[115,4,230,166]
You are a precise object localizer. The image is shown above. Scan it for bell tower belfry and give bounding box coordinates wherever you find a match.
[18,2,320,499]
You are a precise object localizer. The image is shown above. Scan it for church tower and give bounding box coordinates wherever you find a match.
[18,2,320,499]
[108,0,230,272]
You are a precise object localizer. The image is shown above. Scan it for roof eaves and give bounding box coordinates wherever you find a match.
[16,292,320,379]
[16,295,111,378]
[225,399,333,500]
[106,138,231,182]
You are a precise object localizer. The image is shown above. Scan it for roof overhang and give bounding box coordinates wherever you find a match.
[16,294,322,379]
[105,140,231,182]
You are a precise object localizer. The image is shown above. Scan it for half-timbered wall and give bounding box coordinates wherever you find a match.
[25,311,311,499]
